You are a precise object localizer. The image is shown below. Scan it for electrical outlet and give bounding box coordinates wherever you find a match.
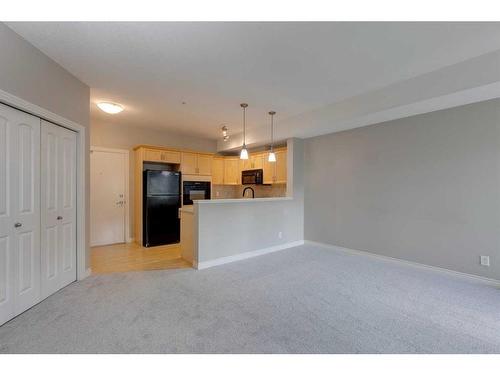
[215,191,220,197]
[480,256,490,267]
[278,231,283,239]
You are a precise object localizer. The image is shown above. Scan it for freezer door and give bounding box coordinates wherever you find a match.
[145,170,180,196]
[143,195,180,247]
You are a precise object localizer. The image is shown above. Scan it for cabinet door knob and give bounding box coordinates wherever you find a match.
[57,216,63,220]
[14,222,22,228]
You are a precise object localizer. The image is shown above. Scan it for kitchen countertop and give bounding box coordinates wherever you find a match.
[196,197,292,204]
[179,206,194,213]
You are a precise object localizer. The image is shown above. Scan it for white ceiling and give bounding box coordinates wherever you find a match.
[6,22,500,140]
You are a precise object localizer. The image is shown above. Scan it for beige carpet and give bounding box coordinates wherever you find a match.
[1,244,499,353]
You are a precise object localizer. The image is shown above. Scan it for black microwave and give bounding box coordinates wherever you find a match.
[242,169,263,185]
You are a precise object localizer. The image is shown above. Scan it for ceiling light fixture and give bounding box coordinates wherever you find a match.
[221,125,229,142]
[268,111,276,162]
[240,103,249,160]
[97,102,124,114]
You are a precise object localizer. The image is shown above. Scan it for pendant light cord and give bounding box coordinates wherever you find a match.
[243,106,246,146]
[269,111,276,152]
[271,113,274,151]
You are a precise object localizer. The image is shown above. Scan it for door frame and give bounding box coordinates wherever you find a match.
[0,88,89,280]
[90,146,131,245]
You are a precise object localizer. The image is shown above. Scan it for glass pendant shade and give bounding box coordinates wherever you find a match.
[268,150,276,162]
[240,145,249,160]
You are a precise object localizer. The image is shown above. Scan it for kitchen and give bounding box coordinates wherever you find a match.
[89,101,293,274]
[132,142,289,267]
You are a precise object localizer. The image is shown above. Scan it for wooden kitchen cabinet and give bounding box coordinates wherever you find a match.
[181,152,198,174]
[262,149,287,184]
[143,147,181,164]
[162,150,181,164]
[197,154,213,175]
[240,158,252,171]
[144,148,162,162]
[212,157,224,184]
[224,158,240,185]
[262,156,275,184]
[181,152,213,175]
[240,154,264,171]
[251,154,263,170]
[275,149,287,183]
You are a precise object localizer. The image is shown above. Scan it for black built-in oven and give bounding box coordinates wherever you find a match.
[183,181,211,205]
[241,169,264,185]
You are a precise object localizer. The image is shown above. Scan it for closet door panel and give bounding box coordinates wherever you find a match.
[58,126,77,286]
[0,231,13,325]
[12,108,40,317]
[0,109,15,325]
[41,122,60,298]
[0,103,40,325]
[41,121,76,297]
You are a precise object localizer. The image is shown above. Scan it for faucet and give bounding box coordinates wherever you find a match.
[242,186,255,199]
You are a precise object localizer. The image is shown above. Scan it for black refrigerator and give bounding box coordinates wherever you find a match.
[143,170,181,247]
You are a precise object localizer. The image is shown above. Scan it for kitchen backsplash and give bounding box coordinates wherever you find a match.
[212,184,287,199]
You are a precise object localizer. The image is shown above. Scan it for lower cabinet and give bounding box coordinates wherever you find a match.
[0,103,77,326]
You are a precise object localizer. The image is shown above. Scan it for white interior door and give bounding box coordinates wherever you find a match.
[41,120,77,299]
[90,149,127,246]
[0,103,40,325]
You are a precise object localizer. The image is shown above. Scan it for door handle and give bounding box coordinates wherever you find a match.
[14,222,22,228]
[57,216,63,220]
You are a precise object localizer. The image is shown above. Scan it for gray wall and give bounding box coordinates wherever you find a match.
[304,99,500,280]
[91,121,217,239]
[196,138,304,263]
[0,23,89,127]
[0,24,91,268]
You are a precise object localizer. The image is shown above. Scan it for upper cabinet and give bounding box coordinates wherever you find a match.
[212,157,224,185]
[181,152,213,176]
[223,158,241,185]
[142,147,181,164]
[181,152,197,174]
[197,154,213,175]
[263,149,287,184]
[240,154,263,171]
[274,149,287,184]
[135,145,286,185]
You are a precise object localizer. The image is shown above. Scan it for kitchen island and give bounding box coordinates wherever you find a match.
[180,196,303,269]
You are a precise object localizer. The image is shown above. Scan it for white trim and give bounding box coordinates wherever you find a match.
[304,240,500,286]
[84,268,92,278]
[196,240,305,270]
[90,146,131,246]
[0,88,89,282]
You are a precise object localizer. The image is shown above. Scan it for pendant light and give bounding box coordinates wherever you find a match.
[240,103,249,160]
[268,111,276,162]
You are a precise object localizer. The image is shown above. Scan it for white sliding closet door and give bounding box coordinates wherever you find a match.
[0,103,41,325]
[41,120,77,299]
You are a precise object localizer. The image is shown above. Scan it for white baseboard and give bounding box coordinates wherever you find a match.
[127,237,135,243]
[196,240,305,270]
[304,240,500,286]
[77,267,92,281]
